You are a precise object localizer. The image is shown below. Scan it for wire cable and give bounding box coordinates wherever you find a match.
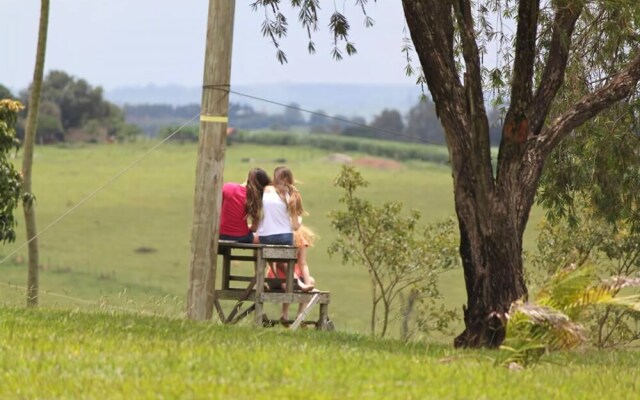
[0,112,201,265]
[0,281,173,317]
[208,86,446,146]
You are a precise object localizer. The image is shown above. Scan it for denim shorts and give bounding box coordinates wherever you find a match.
[259,233,293,245]
[219,232,254,244]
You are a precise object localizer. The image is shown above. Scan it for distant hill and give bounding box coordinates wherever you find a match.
[105,83,424,119]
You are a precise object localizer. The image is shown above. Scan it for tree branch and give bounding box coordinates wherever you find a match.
[451,0,494,191]
[530,2,584,135]
[402,1,465,130]
[452,0,485,121]
[509,0,540,112]
[540,53,640,155]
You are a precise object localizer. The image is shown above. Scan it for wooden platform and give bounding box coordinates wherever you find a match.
[214,241,332,330]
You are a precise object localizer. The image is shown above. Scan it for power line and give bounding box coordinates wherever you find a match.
[205,85,446,146]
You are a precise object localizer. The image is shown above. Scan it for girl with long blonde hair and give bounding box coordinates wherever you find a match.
[256,166,303,245]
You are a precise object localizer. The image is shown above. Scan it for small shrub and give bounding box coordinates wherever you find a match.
[328,165,459,338]
[531,197,640,349]
[496,266,640,368]
[0,100,26,243]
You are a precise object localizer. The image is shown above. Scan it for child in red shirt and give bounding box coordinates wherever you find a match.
[219,168,270,243]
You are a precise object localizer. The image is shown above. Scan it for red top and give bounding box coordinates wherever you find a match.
[220,183,250,236]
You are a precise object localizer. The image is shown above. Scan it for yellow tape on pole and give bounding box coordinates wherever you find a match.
[200,115,228,123]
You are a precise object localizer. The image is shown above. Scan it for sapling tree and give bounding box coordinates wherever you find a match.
[403,218,460,341]
[22,0,50,307]
[328,165,458,338]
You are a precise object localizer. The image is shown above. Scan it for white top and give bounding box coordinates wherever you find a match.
[257,187,292,236]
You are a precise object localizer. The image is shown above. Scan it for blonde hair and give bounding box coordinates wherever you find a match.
[273,166,304,217]
[294,225,317,248]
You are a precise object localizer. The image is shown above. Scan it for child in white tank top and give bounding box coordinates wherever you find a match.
[257,166,304,323]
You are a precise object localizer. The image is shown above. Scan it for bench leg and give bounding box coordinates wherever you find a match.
[317,303,332,331]
[221,249,231,290]
[213,298,226,322]
[254,301,264,326]
[225,277,256,324]
[231,304,256,324]
[255,249,265,326]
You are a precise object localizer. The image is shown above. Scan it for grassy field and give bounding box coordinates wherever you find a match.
[0,141,544,337]
[1,307,638,399]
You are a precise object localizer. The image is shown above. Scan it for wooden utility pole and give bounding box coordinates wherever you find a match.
[187,0,236,320]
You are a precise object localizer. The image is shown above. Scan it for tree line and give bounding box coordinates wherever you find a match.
[128,99,504,146]
[3,70,504,146]
[1,70,140,144]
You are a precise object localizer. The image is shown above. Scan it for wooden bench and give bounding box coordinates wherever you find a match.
[214,241,332,330]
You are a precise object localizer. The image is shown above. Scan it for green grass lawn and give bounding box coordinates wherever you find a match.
[0,141,545,337]
[1,307,638,399]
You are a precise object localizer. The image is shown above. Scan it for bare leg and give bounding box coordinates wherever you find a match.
[295,263,314,292]
[301,265,314,287]
[265,261,278,288]
[294,245,316,317]
[279,261,290,324]
[293,247,313,290]
[297,246,308,271]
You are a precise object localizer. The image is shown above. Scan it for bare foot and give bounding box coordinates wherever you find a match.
[296,279,314,292]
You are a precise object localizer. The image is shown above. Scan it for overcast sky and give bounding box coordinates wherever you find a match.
[1,1,415,92]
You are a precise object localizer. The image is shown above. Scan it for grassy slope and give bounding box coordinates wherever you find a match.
[1,307,638,400]
[0,142,544,336]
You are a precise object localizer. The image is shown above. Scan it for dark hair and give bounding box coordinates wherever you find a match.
[273,166,304,217]
[246,167,271,222]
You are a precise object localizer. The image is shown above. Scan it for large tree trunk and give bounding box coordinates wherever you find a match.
[451,156,541,347]
[401,0,532,347]
[454,217,525,348]
[402,0,640,348]
[23,0,50,307]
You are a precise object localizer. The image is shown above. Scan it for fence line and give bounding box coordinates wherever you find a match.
[0,280,174,317]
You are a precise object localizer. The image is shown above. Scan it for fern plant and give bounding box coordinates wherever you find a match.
[496,266,640,368]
